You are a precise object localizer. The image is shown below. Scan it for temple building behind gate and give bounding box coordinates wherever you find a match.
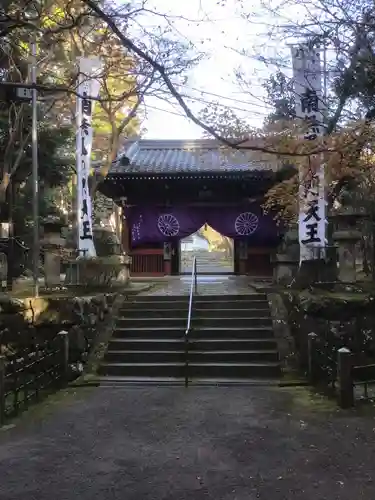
[98,139,287,277]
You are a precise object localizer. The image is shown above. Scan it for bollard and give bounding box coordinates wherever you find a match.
[307,332,318,384]
[58,331,69,387]
[0,356,5,426]
[337,347,354,409]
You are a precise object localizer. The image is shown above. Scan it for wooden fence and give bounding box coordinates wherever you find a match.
[308,333,375,408]
[0,331,69,425]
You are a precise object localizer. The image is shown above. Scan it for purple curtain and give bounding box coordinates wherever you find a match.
[206,207,279,244]
[126,206,205,246]
[125,205,280,247]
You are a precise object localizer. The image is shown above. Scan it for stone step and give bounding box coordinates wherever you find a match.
[104,350,279,364]
[100,291,280,384]
[183,261,233,266]
[123,299,269,310]
[120,308,271,319]
[116,317,272,329]
[112,326,274,339]
[108,338,278,351]
[183,256,232,260]
[99,362,280,378]
[185,262,233,266]
[98,376,184,386]
[128,294,267,303]
[98,377,281,386]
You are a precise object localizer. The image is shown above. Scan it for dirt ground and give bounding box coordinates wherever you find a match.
[1,385,375,500]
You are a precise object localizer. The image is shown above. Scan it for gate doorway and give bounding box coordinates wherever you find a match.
[179,225,234,275]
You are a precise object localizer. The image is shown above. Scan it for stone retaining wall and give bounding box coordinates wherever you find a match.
[0,293,121,380]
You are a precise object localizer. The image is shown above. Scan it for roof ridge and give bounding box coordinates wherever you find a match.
[105,138,274,175]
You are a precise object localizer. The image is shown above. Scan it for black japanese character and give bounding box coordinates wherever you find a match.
[305,133,318,141]
[81,136,88,156]
[80,220,93,240]
[81,199,88,218]
[311,175,319,190]
[304,186,319,198]
[301,89,319,114]
[303,200,321,222]
[80,117,90,135]
[301,222,321,244]
[304,114,317,124]
[81,161,87,176]
[303,176,319,197]
[304,115,320,135]
[296,48,305,58]
[81,92,92,116]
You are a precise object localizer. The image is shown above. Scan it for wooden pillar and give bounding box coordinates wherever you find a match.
[238,240,248,275]
[121,216,130,254]
[163,242,172,275]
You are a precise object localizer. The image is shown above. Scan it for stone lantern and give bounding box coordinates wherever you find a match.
[332,208,365,283]
[272,226,300,284]
[42,215,66,288]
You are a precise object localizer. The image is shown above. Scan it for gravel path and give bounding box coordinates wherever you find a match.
[1,386,375,500]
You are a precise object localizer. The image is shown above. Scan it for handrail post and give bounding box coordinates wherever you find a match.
[185,256,198,388]
[194,257,197,294]
[184,332,189,388]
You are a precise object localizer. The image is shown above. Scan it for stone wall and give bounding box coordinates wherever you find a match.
[282,290,375,372]
[267,293,295,371]
[0,293,121,380]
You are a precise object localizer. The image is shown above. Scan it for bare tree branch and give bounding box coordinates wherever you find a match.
[82,0,333,158]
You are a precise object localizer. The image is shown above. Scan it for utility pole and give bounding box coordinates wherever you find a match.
[31,38,39,297]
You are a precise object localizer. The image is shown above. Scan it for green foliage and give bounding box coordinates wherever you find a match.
[0,103,74,245]
[11,122,74,244]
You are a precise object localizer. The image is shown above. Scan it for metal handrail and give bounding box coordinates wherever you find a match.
[185,256,197,387]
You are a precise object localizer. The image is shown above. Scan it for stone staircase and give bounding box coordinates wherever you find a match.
[99,293,281,384]
[181,250,233,274]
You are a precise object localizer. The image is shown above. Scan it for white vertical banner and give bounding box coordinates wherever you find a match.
[291,44,327,261]
[76,56,102,258]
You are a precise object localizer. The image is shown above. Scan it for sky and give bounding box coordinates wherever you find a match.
[135,0,285,140]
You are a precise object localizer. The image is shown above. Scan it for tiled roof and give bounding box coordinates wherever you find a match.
[107,139,273,175]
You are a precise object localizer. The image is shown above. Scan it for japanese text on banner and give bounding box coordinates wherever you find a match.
[76,57,101,258]
[291,44,327,261]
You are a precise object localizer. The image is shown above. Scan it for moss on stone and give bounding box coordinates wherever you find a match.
[283,288,374,319]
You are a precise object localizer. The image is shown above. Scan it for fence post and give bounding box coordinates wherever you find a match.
[0,356,5,426]
[307,332,318,384]
[58,331,69,387]
[337,347,354,409]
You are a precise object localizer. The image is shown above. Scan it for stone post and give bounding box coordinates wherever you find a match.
[58,331,69,387]
[337,347,354,409]
[0,251,7,291]
[42,218,66,288]
[333,227,361,283]
[272,228,299,285]
[307,332,318,384]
